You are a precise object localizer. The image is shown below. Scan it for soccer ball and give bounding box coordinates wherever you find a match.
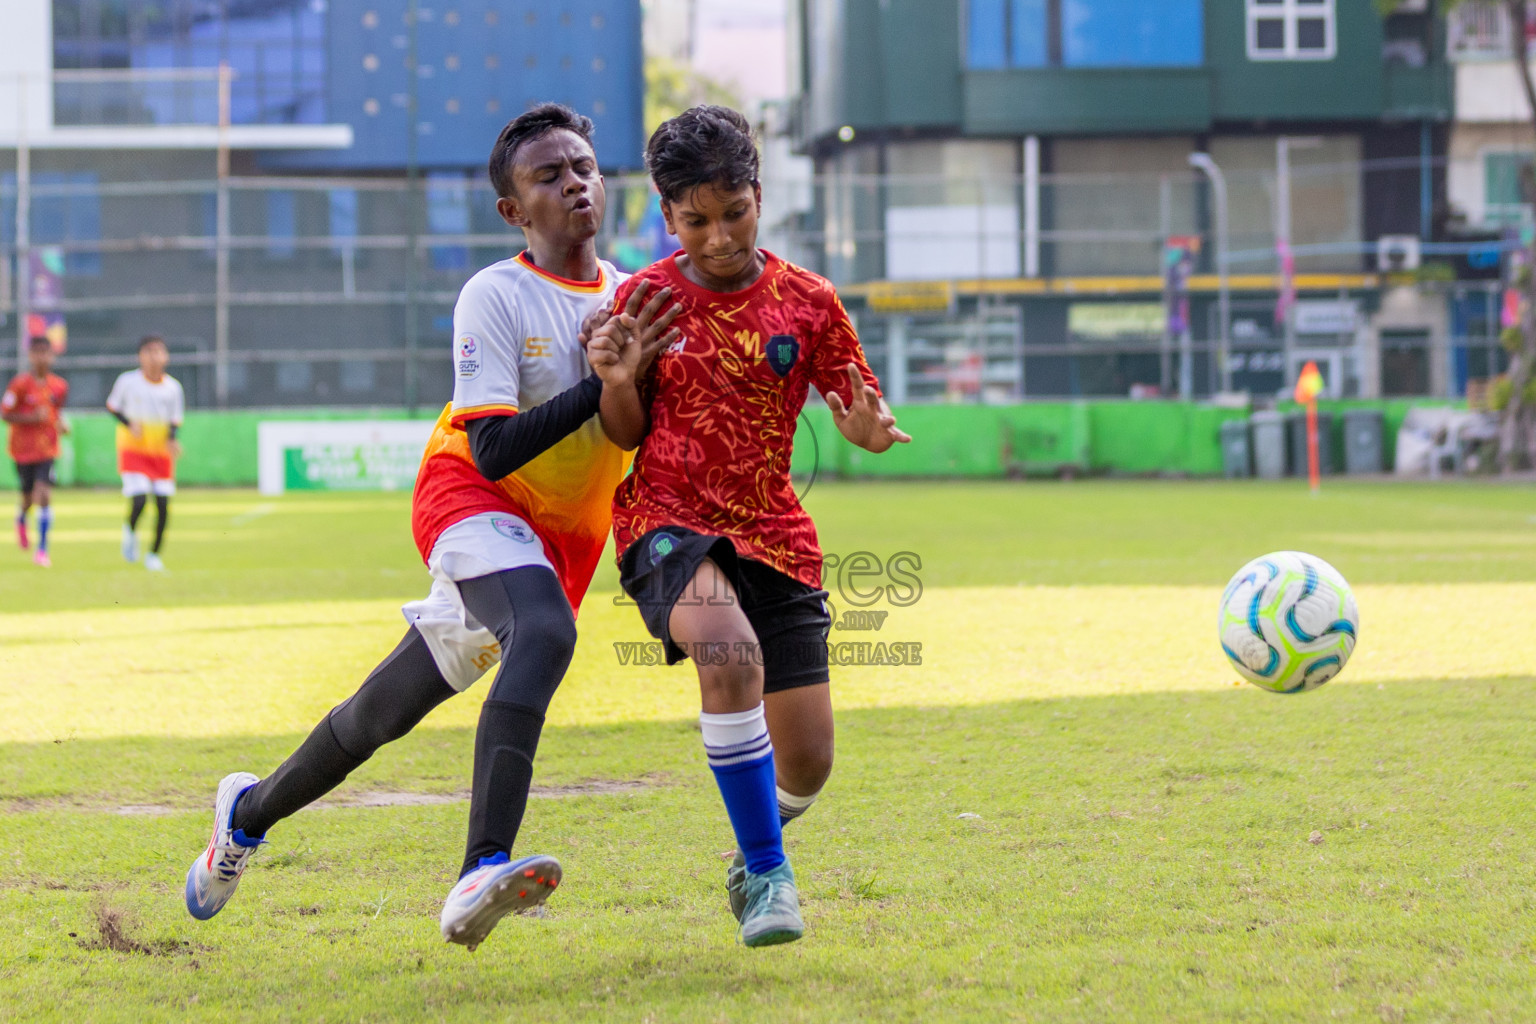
[1218,551,1359,694]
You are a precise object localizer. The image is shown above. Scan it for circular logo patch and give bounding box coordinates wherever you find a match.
[649,533,676,564]
[491,517,534,543]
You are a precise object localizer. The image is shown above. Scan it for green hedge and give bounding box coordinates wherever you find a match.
[0,399,1459,490]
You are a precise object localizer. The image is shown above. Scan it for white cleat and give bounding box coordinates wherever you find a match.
[440,853,561,952]
[121,525,139,563]
[144,552,166,572]
[184,772,262,920]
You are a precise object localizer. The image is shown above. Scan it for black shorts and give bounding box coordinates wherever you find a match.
[618,527,832,693]
[15,460,55,494]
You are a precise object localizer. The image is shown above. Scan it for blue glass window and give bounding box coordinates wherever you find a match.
[328,188,358,255]
[967,0,1201,69]
[1063,0,1203,67]
[1010,0,1049,67]
[427,174,471,272]
[968,0,1008,69]
[266,191,296,259]
[2,173,103,276]
[53,1,327,126]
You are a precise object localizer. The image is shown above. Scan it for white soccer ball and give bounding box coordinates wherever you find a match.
[1218,551,1359,694]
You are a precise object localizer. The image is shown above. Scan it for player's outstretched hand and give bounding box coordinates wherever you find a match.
[630,285,681,376]
[585,284,681,387]
[826,363,912,453]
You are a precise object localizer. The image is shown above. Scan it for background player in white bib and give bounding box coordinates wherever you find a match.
[106,335,185,571]
[182,104,679,951]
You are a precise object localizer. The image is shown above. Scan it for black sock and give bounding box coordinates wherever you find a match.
[152,495,170,553]
[454,568,578,876]
[232,716,363,839]
[460,700,546,876]
[231,627,456,838]
[127,495,147,530]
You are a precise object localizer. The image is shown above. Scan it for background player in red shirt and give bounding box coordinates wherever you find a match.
[590,105,910,948]
[1,336,70,567]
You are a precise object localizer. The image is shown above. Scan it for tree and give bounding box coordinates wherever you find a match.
[1382,1,1536,468]
[643,55,743,137]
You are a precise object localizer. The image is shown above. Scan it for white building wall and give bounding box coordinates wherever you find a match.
[0,0,55,143]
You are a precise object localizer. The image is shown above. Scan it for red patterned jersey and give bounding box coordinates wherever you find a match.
[611,250,880,588]
[2,372,68,463]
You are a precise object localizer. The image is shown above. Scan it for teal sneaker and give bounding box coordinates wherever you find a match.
[726,850,747,921]
[737,860,803,947]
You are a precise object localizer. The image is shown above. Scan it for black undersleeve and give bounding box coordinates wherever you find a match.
[465,374,602,481]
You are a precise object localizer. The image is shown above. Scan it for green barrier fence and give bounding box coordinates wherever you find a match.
[0,398,1460,490]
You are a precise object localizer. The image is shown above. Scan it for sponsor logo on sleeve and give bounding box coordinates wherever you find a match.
[456,334,482,380]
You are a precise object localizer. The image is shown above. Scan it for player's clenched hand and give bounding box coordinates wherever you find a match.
[587,312,642,387]
[576,298,614,351]
[826,363,911,453]
[129,422,144,440]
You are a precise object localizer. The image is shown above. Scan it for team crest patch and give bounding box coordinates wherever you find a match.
[491,517,534,543]
[766,335,799,378]
[456,334,482,380]
[649,533,677,564]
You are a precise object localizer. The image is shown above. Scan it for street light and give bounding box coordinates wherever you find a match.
[1189,152,1232,394]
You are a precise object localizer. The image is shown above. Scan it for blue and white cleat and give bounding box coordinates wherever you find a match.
[184,771,262,921]
[738,860,804,947]
[121,524,139,564]
[440,852,561,951]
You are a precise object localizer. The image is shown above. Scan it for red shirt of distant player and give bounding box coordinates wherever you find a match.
[611,250,880,588]
[1,372,69,463]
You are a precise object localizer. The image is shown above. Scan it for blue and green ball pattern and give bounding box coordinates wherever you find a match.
[1219,551,1359,694]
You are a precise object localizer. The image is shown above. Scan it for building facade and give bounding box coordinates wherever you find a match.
[784,0,1473,402]
[1,0,645,410]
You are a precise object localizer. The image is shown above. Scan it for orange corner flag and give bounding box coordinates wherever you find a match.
[1294,361,1325,404]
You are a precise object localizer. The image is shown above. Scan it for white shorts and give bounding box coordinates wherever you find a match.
[400,511,558,692]
[122,472,176,497]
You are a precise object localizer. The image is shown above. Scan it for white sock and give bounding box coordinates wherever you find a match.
[777,785,820,825]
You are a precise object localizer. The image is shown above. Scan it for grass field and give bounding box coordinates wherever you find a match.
[3,480,1536,1022]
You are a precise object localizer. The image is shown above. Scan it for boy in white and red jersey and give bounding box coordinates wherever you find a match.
[182,104,677,951]
[106,335,184,571]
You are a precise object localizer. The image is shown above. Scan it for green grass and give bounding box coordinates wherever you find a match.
[3,482,1536,1022]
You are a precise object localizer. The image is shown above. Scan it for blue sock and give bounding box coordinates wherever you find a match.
[701,705,784,875]
[37,508,51,552]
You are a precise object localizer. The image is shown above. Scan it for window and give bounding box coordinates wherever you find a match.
[967,0,1199,69]
[275,360,313,395]
[1247,0,1336,61]
[266,191,296,260]
[426,174,470,272]
[328,188,358,255]
[1485,152,1534,224]
[339,359,376,394]
[1,172,103,276]
[1062,0,1203,67]
[52,0,327,126]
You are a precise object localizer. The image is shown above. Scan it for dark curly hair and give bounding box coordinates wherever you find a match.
[488,102,595,197]
[644,105,759,204]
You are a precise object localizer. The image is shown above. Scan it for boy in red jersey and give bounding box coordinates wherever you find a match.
[589,105,910,947]
[2,336,69,567]
[183,104,678,951]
